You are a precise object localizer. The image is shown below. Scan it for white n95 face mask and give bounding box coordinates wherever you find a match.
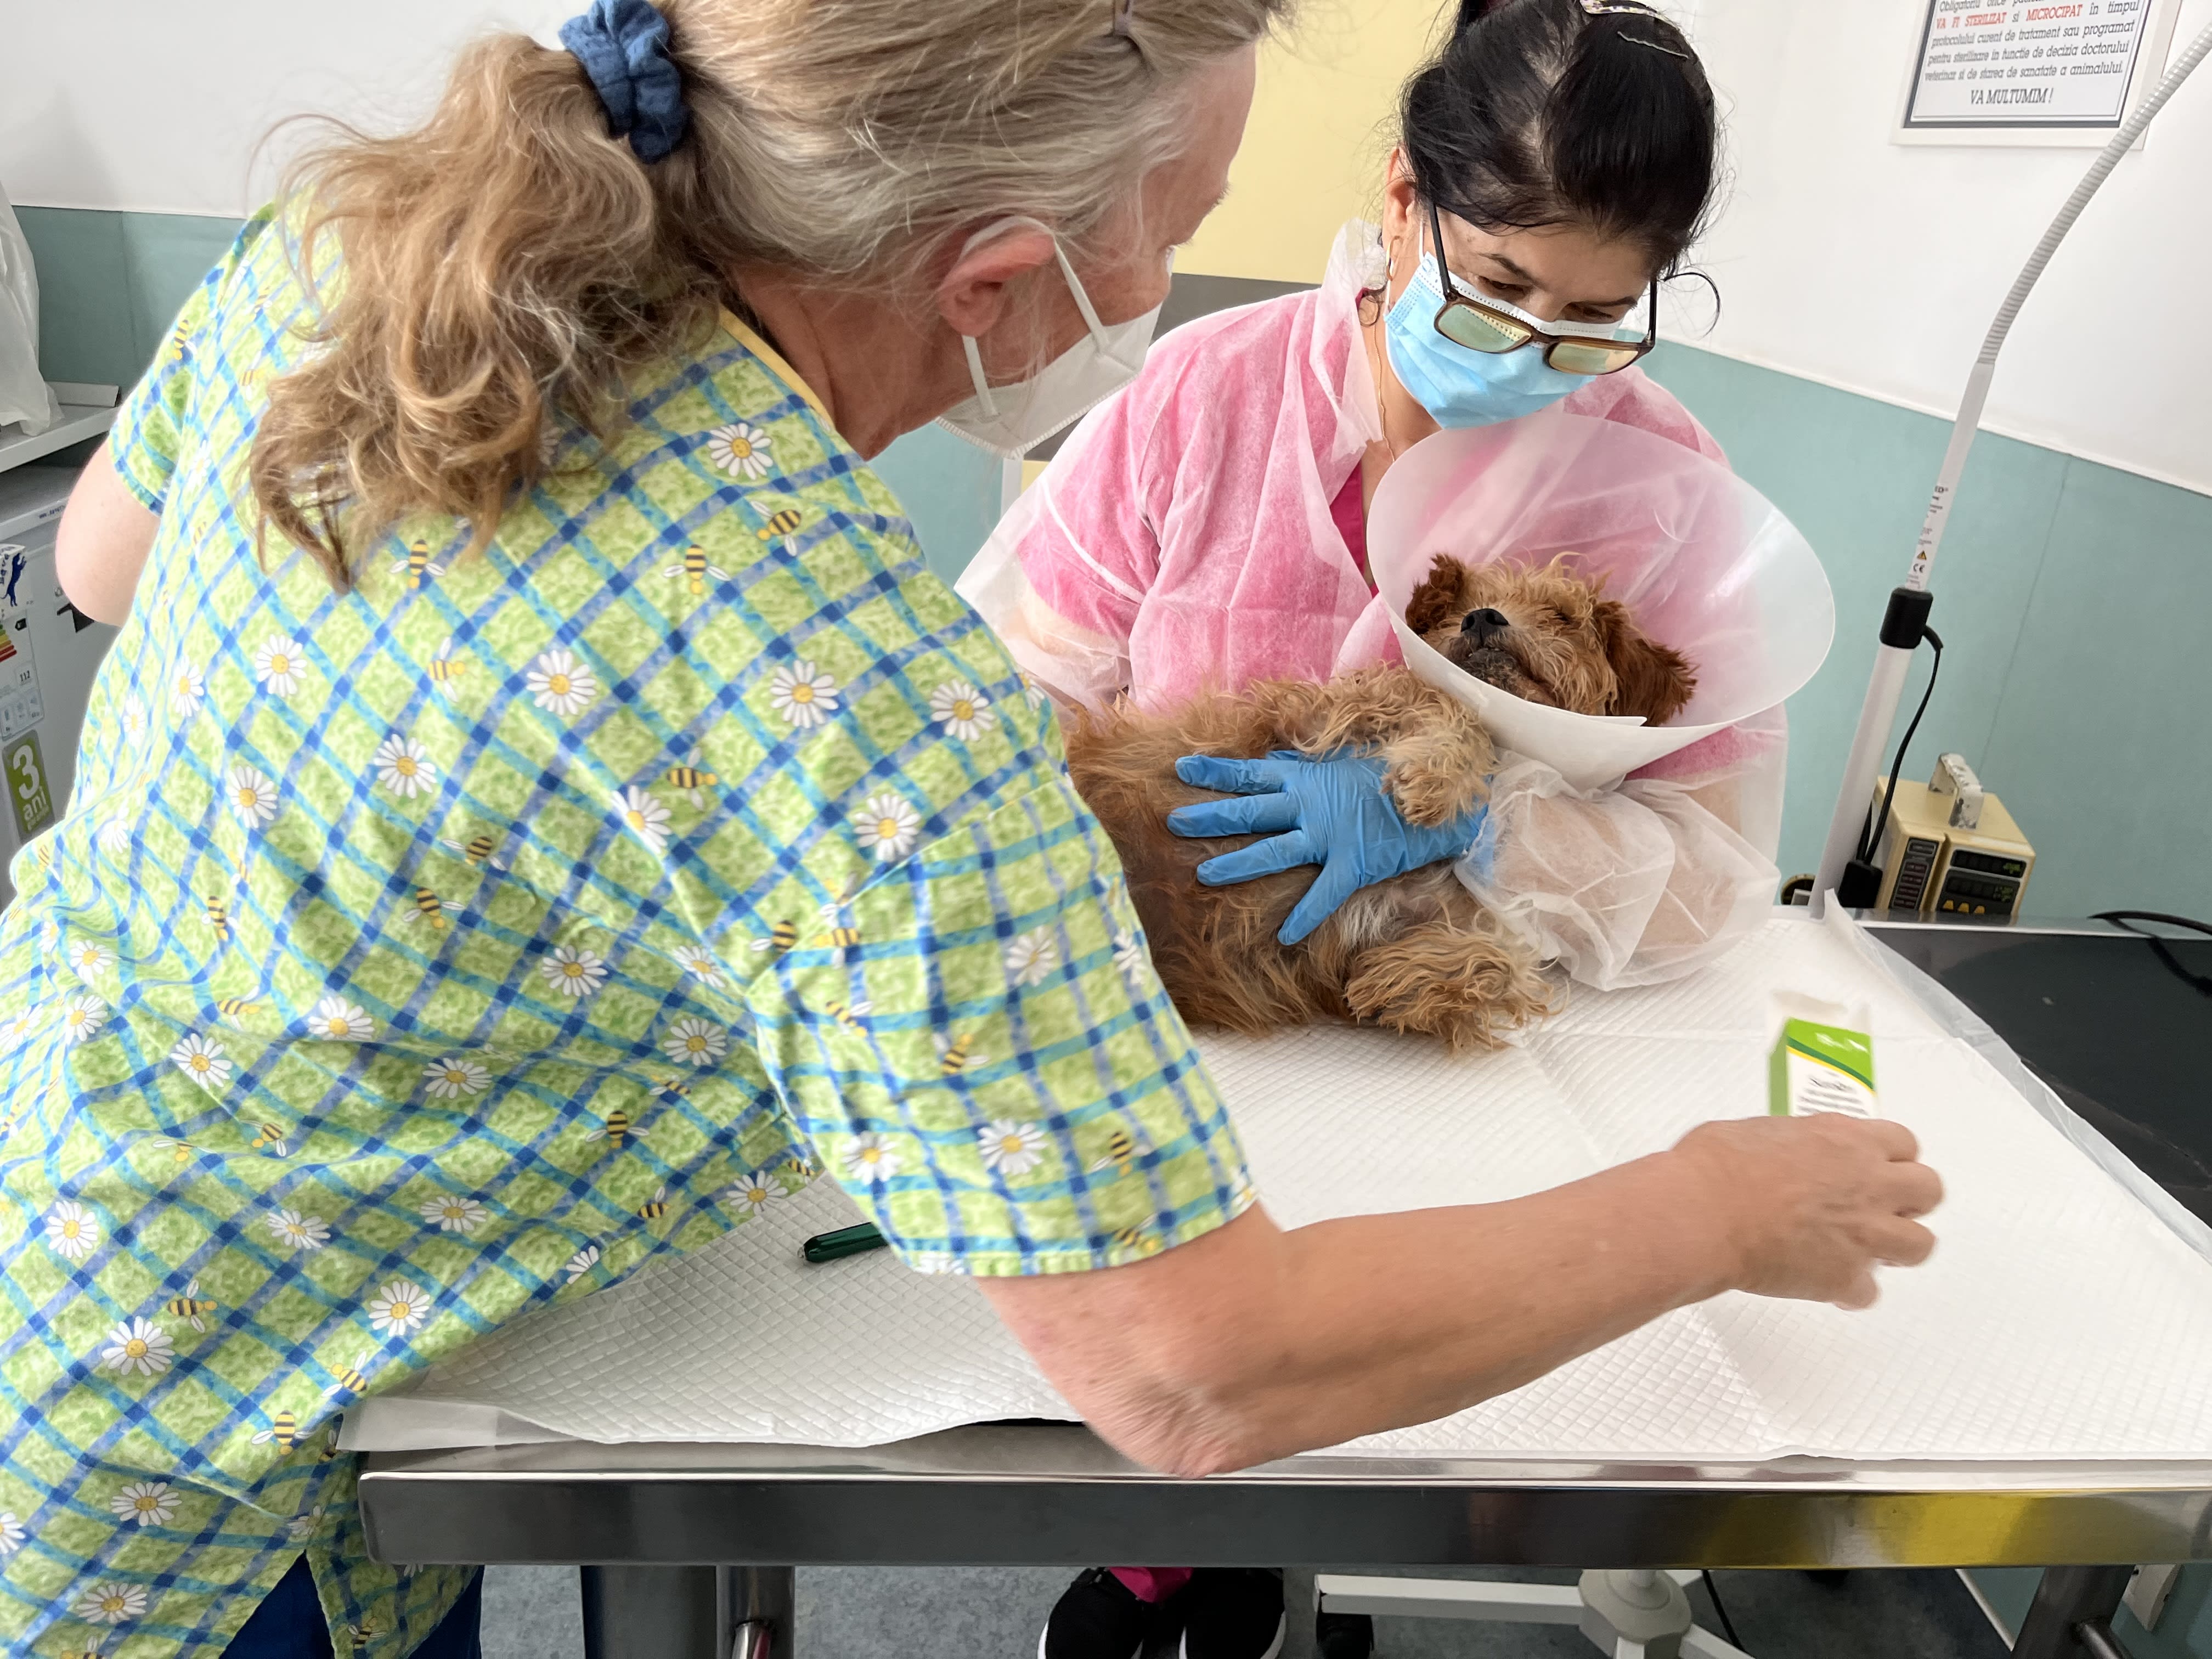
[936,225,1167,461]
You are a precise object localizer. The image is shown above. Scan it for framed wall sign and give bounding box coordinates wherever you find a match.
[1897,0,2185,146]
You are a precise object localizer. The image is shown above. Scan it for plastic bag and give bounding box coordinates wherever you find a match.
[0,182,58,437]
[1367,410,1835,790]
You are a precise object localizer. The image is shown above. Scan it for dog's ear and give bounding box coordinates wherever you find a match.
[1405,555,1470,636]
[1596,599,1698,724]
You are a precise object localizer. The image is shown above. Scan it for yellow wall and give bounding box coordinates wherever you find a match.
[1180,0,1451,285]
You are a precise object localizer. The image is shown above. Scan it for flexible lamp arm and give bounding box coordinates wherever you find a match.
[1813,18,2212,913]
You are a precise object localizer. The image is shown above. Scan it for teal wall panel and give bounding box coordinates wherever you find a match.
[16,207,242,390]
[1977,461,2212,918]
[15,207,135,389]
[1968,1566,2211,1658]
[868,427,1002,588]
[1645,342,2211,919]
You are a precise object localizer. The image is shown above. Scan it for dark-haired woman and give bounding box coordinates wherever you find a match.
[978,3,1809,1652]
[967,0,1784,1000]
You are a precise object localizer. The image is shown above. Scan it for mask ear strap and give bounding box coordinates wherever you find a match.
[962,336,1001,420]
[1052,242,1113,345]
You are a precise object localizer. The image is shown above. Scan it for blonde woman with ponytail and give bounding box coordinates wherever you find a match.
[8,2,1934,1655]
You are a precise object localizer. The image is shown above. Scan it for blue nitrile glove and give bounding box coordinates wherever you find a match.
[1167,750,1491,946]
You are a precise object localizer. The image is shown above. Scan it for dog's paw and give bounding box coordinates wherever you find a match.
[1386,761,1489,829]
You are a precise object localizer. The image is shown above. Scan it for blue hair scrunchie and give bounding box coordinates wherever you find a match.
[560,0,691,165]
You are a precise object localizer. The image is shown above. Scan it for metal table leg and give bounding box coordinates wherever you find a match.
[2011,1566,2136,1659]
[581,1565,723,1659]
[578,1565,798,1659]
[723,1566,797,1659]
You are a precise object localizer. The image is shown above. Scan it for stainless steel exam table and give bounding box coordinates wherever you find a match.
[358,917,2212,1659]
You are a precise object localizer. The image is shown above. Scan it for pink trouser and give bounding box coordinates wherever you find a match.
[1110,1568,1194,1603]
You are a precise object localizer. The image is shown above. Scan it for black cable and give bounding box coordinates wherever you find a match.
[2095,911,2212,939]
[1701,1571,1745,1651]
[2094,911,2212,999]
[1858,628,1946,865]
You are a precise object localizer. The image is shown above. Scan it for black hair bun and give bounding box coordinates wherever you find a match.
[1454,0,1511,35]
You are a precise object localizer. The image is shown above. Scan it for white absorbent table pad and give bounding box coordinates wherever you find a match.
[349,915,2212,1463]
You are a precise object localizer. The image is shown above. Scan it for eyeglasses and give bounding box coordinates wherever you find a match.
[1424,198,1659,378]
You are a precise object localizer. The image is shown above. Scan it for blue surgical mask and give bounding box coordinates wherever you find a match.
[1381,234,1605,430]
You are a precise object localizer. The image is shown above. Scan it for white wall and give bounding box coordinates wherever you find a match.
[0,2,571,217]
[1682,0,2212,494]
[7,0,2209,492]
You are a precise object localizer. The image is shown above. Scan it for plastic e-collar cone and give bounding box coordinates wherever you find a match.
[1368,409,1835,791]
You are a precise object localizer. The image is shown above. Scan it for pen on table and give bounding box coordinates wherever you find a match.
[803,1223,889,1265]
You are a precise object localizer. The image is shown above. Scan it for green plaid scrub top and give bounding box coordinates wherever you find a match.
[0,207,1254,1657]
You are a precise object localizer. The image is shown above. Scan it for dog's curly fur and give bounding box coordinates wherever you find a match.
[1064,555,1697,1051]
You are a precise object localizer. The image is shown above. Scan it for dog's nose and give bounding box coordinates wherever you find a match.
[1462,608,1510,645]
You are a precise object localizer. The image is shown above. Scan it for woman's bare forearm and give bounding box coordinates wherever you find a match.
[983,1114,1939,1475]
[988,1152,1733,1474]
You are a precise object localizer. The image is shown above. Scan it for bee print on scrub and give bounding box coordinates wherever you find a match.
[664,748,720,809]
[410,883,463,932]
[251,1412,300,1452]
[392,539,446,591]
[812,881,865,964]
[751,919,799,957]
[936,1032,986,1077]
[440,827,511,872]
[663,546,731,598]
[204,890,233,942]
[588,1107,634,1152]
[427,636,467,698]
[163,1279,219,1333]
[757,506,806,546]
[1088,1126,1142,1178]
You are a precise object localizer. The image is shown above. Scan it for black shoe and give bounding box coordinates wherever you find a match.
[1177,1569,1286,1659]
[1041,1568,1151,1659]
[1316,1610,1375,1659]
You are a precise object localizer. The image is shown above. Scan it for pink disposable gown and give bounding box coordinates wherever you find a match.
[959,224,1782,989]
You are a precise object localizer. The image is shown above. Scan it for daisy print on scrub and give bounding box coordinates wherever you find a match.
[980,1121,1051,1178]
[706,421,774,480]
[855,793,921,861]
[253,634,309,695]
[847,1133,904,1184]
[616,786,674,854]
[528,648,599,717]
[66,938,115,979]
[422,1057,490,1099]
[930,680,996,741]
[723,1171,782,1214]
[373,734,437,798]
[45,1200,100,1261]
[112,1481,180,1528]
[366,1280,433,1337]
[769,659,839,730]
[227,764,280,826]
[420,1194,489,1235]
[1,210,1250,1658]
[267,1209,331,1250]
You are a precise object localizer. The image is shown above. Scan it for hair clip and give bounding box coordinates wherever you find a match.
[1622,31,1691,58]
[1579,0,1672,17]
[1110,0,1137,39]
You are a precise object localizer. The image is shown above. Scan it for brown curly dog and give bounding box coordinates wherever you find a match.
[1064,555,1696,1051]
